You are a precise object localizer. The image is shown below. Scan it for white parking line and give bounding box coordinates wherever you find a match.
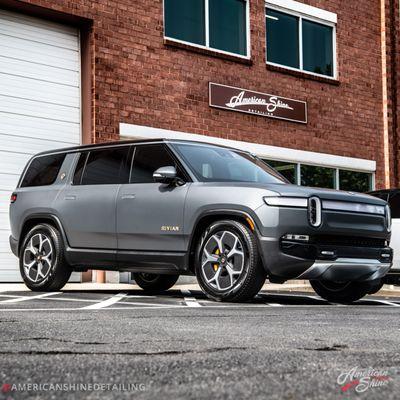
[363,299,400,307]
[81,292,128,309]
[0,292,59,304]
[181,290,202,307]
[266,303,283,307]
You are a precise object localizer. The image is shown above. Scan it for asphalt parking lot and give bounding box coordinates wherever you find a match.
[0,288,399,399]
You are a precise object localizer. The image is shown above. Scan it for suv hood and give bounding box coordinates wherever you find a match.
[267,183,386,206]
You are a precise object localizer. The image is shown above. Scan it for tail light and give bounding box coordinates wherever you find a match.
[10,193,17,204]
[308,197,322,227]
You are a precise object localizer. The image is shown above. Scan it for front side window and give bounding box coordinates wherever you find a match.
[21,153,66,188]
[131,144,181,184]
[164,0,248,56]
[74,147,130,185]
[173,144,285,184]
[266,8,335,77]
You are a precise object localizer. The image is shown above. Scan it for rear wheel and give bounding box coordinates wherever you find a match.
[310,279,380,303]
[195,220,266,302]
[132,273,179,293]
[19,223,72,291]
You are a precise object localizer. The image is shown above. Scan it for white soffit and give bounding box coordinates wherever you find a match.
[120,123,376,172]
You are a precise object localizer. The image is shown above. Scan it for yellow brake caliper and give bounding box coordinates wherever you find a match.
[213,248,220,271]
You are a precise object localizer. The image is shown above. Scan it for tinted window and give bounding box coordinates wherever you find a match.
[264,159,297,184]
[209,0,247,55]
[21,153,66,187]
[131,144,180,184]
[302,20,333,76]
[76,147,130,185]
[301,164,335,189]
[164,0,205,45]
[173,144,285,184]
[266,9,299,69]
[388,192,400,219]
[339,170,372,192]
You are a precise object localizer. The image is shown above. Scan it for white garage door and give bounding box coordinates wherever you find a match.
[0,10,81,281]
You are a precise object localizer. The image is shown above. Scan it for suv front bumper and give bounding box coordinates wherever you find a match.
[258,236,393,282]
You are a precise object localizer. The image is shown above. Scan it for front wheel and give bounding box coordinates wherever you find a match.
[132,273,179,293]
[310,280,379,304]
[195,220,266,302]
[19,223,72,291]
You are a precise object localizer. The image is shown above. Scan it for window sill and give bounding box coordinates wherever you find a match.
[164,38,253,66]
[266,63,340,86]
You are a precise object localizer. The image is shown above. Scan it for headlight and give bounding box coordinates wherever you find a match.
[264,196,308,208]
[386,204,392,232]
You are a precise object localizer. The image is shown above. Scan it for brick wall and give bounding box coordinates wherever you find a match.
[6,0,393,187]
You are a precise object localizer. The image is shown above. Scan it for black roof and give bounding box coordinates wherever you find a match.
[34,138,242,157]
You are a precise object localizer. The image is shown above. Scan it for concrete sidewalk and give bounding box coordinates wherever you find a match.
[1,281,399,297]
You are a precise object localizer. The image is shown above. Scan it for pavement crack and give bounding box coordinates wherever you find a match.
[299,344,349,352]
[0,346,249,357]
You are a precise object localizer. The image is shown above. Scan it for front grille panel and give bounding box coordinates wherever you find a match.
[311,235,387,248]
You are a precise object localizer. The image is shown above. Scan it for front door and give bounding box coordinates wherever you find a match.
[56,146,131,249]
[116,143,189,252]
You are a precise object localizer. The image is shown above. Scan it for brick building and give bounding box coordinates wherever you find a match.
[0,0,399,281]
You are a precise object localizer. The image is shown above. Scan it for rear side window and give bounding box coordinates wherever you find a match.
[20,153,66,187]
[73,147,131,185]
[131,144,182,183]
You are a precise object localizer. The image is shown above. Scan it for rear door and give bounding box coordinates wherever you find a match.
[56,146,132,249]
[116,143,189,252]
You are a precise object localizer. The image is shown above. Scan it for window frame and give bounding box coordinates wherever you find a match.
[129,143,192,184]
[263,157,374,192]
[163,0,251,60]
[265,4,337,80]
[72,146,133,186]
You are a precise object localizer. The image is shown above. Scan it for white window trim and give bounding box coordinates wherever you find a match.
[163,0,251,60]
[119,123,376,174]
[266,1,337,80]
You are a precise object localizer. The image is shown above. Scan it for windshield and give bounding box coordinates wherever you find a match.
[172,143,286,184]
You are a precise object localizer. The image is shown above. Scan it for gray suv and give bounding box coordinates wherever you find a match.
[9,139,393,303]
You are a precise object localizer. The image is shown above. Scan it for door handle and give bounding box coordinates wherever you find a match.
[64,195,76,201]
[121,194,136,200]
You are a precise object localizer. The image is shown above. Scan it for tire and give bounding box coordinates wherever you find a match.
[195,220,266,302]
[133,273,179,293]
[19,223,72,291]
[310,279,379,304]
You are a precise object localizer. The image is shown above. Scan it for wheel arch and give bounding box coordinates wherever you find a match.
[187,209,260,273]
[18,214,69,254]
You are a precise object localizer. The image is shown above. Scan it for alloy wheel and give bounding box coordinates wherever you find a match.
[23,233,53,283]
[201,230,245,291]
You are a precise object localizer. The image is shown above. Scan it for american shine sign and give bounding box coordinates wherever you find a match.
[209,82,307,124]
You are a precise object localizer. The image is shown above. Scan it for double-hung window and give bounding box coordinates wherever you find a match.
[266,2,336,78]
[164,0,249,57]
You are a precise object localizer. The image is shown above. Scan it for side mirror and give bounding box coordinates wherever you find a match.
[153,166,178,184]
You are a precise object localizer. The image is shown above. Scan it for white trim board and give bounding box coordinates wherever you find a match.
[265,0,337,24]
[119,123,376,172]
